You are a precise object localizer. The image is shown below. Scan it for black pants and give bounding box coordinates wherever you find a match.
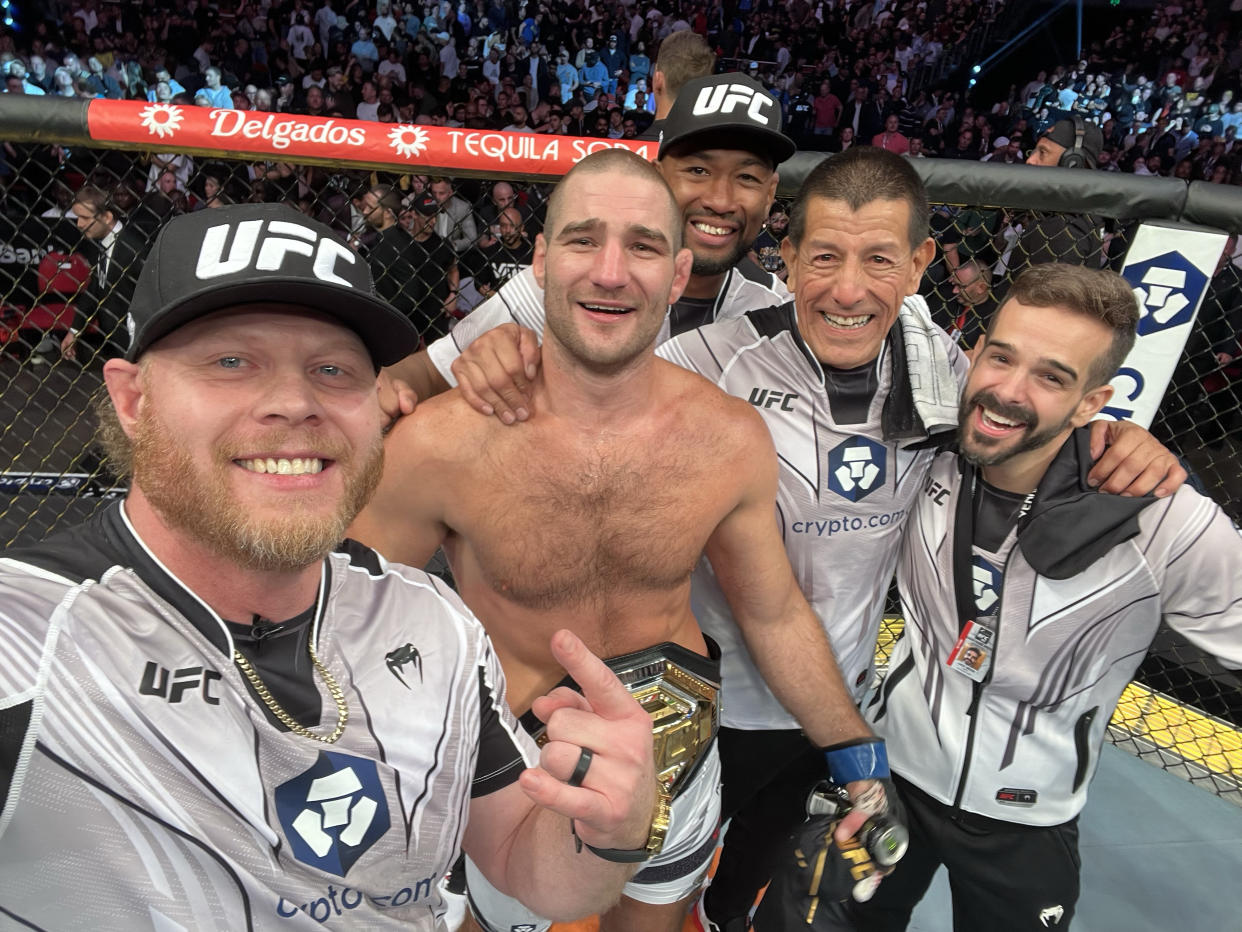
[754,775,1081,932]
[703,727,825,928]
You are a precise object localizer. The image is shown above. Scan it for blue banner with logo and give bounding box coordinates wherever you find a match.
[1097,223,1229,427]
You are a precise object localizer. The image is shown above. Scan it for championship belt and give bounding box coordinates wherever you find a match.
[602,639,720,798]
[522,638,720,799]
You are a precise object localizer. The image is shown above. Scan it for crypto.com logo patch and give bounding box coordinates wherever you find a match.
[826,436,887,502]
[275,752,390,876]
[1122,251,1208,336]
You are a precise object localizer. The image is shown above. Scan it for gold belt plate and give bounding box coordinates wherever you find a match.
[611,658,718,795]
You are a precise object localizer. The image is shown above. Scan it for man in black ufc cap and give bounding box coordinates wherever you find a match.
[0,203,661,931]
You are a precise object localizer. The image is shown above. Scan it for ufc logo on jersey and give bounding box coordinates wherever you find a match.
[923,475,951,505]
[196,219,358,287]
[139,661,222,705]
[748,387,799,411]
[692,83,774,125]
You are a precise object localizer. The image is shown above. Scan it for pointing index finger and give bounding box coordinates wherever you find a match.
[548,629,639,722]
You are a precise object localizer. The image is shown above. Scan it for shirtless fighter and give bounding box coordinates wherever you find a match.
[349,150,894,932]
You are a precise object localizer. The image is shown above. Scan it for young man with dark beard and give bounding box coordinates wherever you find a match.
[0,204,660,931]
[825,264,1242,932]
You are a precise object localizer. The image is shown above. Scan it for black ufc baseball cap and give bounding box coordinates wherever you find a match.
[126,203,419,367]
[658,72,796,166]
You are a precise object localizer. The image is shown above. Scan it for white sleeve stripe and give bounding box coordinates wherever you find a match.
[503,271,546,333]
[0,584,67,841]
[0,557,92,587]
[339,560,481,631]
[1166,520,1214,568]
[658,340,694,371]
[426,332,459,387]
[0,620,45,694]
[718,332,769,383]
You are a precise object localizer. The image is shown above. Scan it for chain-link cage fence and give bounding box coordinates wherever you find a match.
[0,142,551,540]
[1,123,1240,803]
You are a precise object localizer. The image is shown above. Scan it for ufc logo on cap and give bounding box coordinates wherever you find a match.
[692,83,774,125]
[196,219,357,286]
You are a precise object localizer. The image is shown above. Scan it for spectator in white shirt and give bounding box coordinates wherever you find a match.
[192,39,214,74]
[483,47,502,85]
[437,33,459,80]
[355,80,380,121]
[377,49,406,84]
[373,1,398,40]
[287,12,315,62]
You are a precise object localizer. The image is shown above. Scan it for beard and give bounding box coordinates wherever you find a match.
[958,389,1075,468]
[685,215,750,279]
[544,291,664,376]
[689,239,748,279]
[131,408,384,572]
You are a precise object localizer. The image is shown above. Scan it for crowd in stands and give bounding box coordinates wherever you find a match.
[1,0,1241,348]
[1,0,1237,180]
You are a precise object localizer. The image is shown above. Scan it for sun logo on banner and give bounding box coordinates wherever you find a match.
[138,103,184,139]
[387,124,429,159]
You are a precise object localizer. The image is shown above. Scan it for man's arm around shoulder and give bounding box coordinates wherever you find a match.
[347,396,460,568]
[382,349,452,407]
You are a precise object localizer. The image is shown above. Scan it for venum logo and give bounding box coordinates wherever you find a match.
[275,752,391,877]
[197,220,358,286]
[691,83,774,125]
[386,644,423,688]
[826,436,886,502]
[1039,904,1065,927]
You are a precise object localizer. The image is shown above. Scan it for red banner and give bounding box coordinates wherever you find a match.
[85,100,656,176]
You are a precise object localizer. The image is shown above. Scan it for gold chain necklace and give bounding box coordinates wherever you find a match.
[233,645,348,744]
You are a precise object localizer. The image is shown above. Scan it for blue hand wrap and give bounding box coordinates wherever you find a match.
[823,738,890,785]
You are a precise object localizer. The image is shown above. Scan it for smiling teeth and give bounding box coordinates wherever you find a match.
[982,408,1021,427]
[582,303,630,313]
[239,458,324,475]
[822,312,873,329]
[693,221,731,236]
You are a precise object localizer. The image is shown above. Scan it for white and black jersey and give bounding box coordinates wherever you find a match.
[427,266,789,385]
[658,304,968,728]
[870,431,1242,826]
[0,503,534,931]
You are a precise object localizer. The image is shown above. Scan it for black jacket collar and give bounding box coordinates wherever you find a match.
[958,427,1158,579]
[7,501,331,655]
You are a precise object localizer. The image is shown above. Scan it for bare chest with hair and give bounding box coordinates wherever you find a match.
[443,401,739,618]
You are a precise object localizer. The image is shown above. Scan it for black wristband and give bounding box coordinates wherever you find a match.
[572,821,651,863]
[582,841,651,863]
